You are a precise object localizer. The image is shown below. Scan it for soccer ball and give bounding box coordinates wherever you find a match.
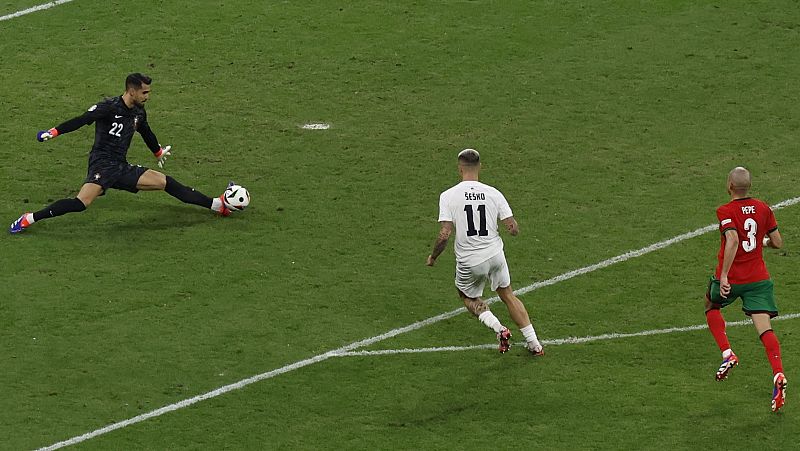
[224,184,250,211]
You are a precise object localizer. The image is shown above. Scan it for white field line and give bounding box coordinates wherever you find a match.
[336,313,800,357]
[512,195,800,298]
[0,0,74,22]
[38,195,800,450]
[301,123,330,130]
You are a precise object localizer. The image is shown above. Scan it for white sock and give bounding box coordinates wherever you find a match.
[478,311,504,333]
[722,348,733,359]
[25,213,35,224]
[211,197,223,212]
[520,324,541,349]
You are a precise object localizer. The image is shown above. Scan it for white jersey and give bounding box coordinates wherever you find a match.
[438,180,513,267]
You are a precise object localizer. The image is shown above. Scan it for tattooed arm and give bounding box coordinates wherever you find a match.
[426,221,454,266]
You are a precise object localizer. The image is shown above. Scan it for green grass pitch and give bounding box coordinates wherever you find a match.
[2,1,800,449]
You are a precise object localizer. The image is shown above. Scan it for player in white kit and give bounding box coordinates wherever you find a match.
[426,148,544,355]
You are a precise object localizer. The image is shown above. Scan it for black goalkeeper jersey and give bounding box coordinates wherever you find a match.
[54,96,160,163]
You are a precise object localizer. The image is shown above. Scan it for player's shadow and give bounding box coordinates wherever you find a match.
[107,204,226,231]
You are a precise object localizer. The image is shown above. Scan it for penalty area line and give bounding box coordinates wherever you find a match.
[0,0,75,22]
[37,195,800,450]
[335,312,800,357]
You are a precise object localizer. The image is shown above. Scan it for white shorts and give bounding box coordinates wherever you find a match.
[454,251,511,299]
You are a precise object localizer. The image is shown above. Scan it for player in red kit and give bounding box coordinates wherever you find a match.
[704,167,787,412]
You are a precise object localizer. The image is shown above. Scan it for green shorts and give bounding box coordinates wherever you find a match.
[706,277,778,317]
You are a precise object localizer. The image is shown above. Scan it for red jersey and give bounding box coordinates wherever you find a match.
[715,197,778,284]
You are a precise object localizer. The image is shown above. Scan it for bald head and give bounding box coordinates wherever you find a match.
[727,166,751,196]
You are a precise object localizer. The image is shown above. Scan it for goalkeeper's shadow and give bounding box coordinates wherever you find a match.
[107,204,225,231]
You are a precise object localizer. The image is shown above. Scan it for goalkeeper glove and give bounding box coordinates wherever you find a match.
[37,128,59,142]
[155,145,172,168]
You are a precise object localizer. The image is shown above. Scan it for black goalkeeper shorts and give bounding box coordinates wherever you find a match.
[85,159,149,193]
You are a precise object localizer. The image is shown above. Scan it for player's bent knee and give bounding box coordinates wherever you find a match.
[77,185,102,206]
[496,286,514,302]
[704,295,718,312]
[137,170,167,190]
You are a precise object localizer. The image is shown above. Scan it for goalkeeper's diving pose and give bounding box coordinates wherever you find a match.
[10,73,236,234]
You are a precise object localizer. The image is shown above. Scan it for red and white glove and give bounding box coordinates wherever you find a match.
[155,145,172,168]
[37,128,59,142]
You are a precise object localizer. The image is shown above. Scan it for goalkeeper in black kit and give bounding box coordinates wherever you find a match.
[10,73,237,234]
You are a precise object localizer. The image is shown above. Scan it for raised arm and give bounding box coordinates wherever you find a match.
[36,104,108,141]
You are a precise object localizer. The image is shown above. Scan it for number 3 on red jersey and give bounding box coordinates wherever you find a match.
[742,218,757,252]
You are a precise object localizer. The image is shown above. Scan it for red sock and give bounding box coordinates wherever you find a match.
[705,309,730,352]
[760,330,783,375]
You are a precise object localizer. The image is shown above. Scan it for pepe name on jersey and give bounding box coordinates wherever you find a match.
[715,197,777,284]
